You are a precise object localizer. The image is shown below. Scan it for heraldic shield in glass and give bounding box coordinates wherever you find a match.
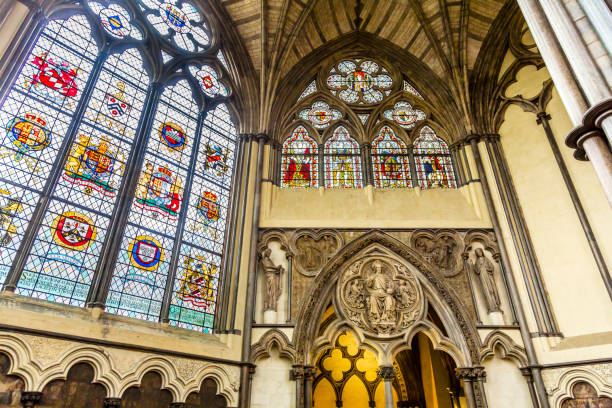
[414,126,457,189]
[281,126,319,188]
[372,126,412,188]
[0,0,237,333]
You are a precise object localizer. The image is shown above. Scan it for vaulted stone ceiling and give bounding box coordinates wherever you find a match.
[219,0,507,79]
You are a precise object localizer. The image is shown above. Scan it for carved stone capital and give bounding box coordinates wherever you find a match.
[303,365,316,379]
[20,392,42,408]
[520,367,533,380]
[104,398,122,407]
[566,98,612,161]
[290,365,304,380]
[377,366,396,380]
[455,366,486,381]
[465,134,482,144]
[169,403,185,408]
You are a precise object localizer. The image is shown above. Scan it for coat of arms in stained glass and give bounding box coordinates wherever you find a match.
[298,101,342,129]
[326,59,393,105]
[383,101,426,129]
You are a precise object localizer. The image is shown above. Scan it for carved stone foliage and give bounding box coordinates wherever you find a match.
[410,231,463,277]
[561,382,612,408]
[336,257,425,338]
[291,229,343,276]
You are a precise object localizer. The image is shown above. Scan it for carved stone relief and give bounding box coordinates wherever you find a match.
[291,230,343,276]
[335,257,425,338]
[561,382,612,408]
[410,231,463,277]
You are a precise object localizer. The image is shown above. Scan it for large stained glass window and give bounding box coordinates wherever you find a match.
[413,126,457,189]
[0,0,238,333]
[0,14,99,296]
[372,126,411,188]
[281,126,318,188]
[324,126,362,188]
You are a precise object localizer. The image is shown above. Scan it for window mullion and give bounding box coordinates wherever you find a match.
[159,108,207,323]
[408,149,418,188]
[86,82,163,308]
[3,49,109,292]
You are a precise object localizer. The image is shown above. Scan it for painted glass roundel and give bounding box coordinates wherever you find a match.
[326,59,393,105]
[87,2,143,40]
[139,0,210,52]
[298,101,342,129]
[383,101,426,129]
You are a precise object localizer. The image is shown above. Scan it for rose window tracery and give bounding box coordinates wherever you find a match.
[326,59,393,105]
[89,2,143,40]
[298,101,342,129]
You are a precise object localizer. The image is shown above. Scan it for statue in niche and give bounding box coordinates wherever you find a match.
[414,234,458,272]
[471,248,501,313]
[338,258,424,337]
[261,248,284,311]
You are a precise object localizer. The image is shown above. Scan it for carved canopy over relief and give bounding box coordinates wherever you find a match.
[410,231,464,277]
[291,229,343,276]
[336,257,425,338]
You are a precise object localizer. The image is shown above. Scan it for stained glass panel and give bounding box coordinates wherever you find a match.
[88,2,143,40]
[298,101,342,129]
[169,103,237,332]
[413,126,456,189]
[326,59,393,105]
[298,80,317,101]
[106,80,197,320]
[403,80,423,99]
[382,101,426,129]
[0,15,98,288]
[281,126,318,188]
[372,126,411,188]
[15,46,150,305]
[188,65,228,98]
[324,126,362,188]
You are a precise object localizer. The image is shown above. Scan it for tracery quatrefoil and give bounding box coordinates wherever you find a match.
[326,59,393,105]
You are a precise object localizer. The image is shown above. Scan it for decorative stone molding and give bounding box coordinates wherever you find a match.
[290,229,344,277]
[566,99,612,160]
[257,229,291,255]
[464,230,499,259]
[455,366,486,380]
[377,366,395,380]
[0,332,240,406]
[335,256,425,338]
[250,329,297,364]
[410,230,464,277]
[479,330,527,367]
[544,364,612,407]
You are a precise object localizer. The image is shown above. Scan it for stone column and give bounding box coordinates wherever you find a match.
[303,366,315,408]
[20,392,41,408]
[361,142,373,186]
[520,367,540,408]
[104,398,122,407]
[455,369,477,408]
[377,366,395,408]
[286,253,293,323]
[472,367,488,408]
[290,365,305,408]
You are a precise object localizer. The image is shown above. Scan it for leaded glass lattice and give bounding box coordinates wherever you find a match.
[0,14,98,289]
[326,59,393,105]
[372,126,411,188]
[413,126,456,189]
[168,103,236,332]
[281,126,318,188]
[324,126,362,188]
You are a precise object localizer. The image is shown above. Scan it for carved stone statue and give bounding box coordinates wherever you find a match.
[337,258,425,337]
[261,248,284,311]
[471,248,501,313]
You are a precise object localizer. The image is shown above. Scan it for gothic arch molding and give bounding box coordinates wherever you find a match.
[292,230,481,366]
[479,330,528,367]
[250,329,297,364]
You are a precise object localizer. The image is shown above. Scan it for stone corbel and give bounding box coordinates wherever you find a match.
[566,99,612,160]
[20,392,42,408]
[104,398,122,408]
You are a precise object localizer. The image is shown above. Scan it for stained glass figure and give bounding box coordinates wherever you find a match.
[298,80,317,101]
[324,126,362,188]
[106,80,196,321]
[326,59,393,105]
[403,80,423,99]
[0,14,98,289]
[298,101,342,129]
[15,46,149,306]
[281,126,318,188]
[88,2,143,40]
[372,126,411,188]
[139,0,210,52]
[169,103,237,332]
[413,126,456,189]
[189,65,228,98]
[382,101,426,129]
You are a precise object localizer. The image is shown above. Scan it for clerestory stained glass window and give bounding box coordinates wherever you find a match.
[324,126,362,188]
[0,0,238,333]
[372,126,411,188]
[413,126,456,189]
[281,126,318,188]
